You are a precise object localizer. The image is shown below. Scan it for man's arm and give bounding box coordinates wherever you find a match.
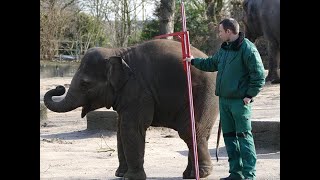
[245,50,266,98]
[185,51,220,72]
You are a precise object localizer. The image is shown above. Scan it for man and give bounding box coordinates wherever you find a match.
[185,18,265,180]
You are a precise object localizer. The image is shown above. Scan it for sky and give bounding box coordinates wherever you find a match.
[79,0,157,21]
[138,1,157,20]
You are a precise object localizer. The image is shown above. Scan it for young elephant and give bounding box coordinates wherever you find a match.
[44,39,219,179]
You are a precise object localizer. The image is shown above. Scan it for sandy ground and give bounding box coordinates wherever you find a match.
[40,77,280,180]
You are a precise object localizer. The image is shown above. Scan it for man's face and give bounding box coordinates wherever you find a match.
[218,24,231,42]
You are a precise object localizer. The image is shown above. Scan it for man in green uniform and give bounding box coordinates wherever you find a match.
[185,18,265,180]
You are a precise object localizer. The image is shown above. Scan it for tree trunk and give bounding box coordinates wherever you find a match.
[159,0,175,39]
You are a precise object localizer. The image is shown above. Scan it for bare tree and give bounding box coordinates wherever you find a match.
[79,0,111,49]
[114,0,148,46]
[206,0,223,23]
[204,0,233,54]
[80,0,154,47]
[40,0,79,60]
[41,0,160,58]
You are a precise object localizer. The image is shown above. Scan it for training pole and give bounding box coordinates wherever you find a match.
[180,1,200,180]
[154,0,200,179]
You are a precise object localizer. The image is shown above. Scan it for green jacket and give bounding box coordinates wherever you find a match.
[192,32,265,99]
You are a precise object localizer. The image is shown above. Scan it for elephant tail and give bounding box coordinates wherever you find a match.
[216,120,222,162]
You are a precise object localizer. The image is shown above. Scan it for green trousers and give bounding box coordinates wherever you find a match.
[219,97,257,180]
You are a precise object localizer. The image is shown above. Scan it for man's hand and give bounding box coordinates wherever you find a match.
[243,97,252,105]
[184,55,194,62]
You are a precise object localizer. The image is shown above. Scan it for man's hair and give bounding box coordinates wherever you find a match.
[219,18,239,34]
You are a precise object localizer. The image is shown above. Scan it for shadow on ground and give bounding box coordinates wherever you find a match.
[40,129,116,140]
[177,147,280,160]
[109,178,183,180]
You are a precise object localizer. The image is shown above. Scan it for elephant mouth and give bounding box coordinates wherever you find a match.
[81,105,91,118]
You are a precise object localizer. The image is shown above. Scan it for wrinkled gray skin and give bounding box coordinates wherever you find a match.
[242,0,280,83]
[44,39,219,179]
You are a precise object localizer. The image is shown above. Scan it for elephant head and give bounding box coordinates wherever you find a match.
[44,51,133,118]
[242,0,280,44]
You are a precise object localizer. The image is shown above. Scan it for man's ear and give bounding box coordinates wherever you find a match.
[106,56,133,91]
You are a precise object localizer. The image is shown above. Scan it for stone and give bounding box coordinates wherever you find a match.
[251,120,280,150]
[86,110,118,131]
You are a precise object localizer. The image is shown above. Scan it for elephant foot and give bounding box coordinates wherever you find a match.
[183,165,192,179]
[271,78,280,84]
[183,165,213,179]
[115,166,128,177]
[123,169,146,180]
[265,74,280,84]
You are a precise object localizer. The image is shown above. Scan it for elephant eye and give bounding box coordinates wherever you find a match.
[80,79,91,89]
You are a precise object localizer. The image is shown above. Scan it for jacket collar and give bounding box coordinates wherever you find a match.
[221,32,245,51]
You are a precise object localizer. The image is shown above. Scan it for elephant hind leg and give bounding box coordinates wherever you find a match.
[179,131,213,179]
[181,148,213,179]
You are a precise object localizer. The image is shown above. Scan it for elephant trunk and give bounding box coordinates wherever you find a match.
[44,85,81,113]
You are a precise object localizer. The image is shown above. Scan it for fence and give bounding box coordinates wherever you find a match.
[41,40,93,61]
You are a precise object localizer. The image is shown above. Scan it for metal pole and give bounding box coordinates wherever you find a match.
[180,1,200,179]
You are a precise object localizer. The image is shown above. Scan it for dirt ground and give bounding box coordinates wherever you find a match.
[40,77,280,180]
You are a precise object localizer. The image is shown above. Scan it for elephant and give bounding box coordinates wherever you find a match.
[44,39,219,179]
[242,0,280,83]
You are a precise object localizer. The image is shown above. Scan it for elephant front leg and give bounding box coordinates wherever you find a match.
[121,120,147,180]
[266,41,280,84]
[115,117,128,177]
[182,153,192,178]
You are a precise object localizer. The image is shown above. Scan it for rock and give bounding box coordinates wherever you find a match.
[86,110,118,131]
[252,120,280,150]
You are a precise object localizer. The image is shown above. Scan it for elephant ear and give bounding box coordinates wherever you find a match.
[107,56,133,92]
